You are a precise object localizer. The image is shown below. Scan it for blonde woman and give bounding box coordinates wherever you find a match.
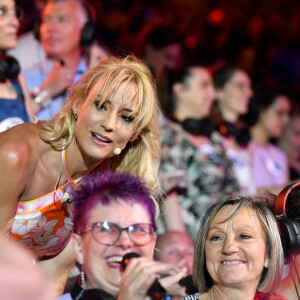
[0,55,161,295]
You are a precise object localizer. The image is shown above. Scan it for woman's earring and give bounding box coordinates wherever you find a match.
[74,112,78,120]
[81,265,86,290]
[264,256,269,268]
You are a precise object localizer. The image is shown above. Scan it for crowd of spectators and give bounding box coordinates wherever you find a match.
[2,0,300,299]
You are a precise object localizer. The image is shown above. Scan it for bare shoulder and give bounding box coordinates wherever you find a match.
[0,124,43,233]
[0,123,41,173]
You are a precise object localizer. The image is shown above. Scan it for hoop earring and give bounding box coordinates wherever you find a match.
[74,113,78,120]
[81,265,86,290]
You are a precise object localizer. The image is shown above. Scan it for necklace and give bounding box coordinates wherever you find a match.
[53,156,64,204]
[54,159,64,197]
[53,146,71,206]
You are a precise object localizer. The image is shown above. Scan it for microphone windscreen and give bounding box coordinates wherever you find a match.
[121,252,140,271]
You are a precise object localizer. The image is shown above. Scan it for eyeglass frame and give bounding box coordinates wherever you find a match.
[77,221,157,246]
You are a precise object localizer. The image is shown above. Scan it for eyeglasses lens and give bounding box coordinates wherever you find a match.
[92,222,154,246]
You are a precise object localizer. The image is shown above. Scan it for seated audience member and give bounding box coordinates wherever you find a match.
[0,235,54,300]
[0,55,161,295]
[7,0,46,71]
[158,64,240,239]
[142,26,184,116]
[178,196,287,300]
[275,182,300,299]
[155,231,198,296]
[86,24,112,69]
[213,66,256,195]
[0,0,33,132]
[24,0,94,120]
[155,231,194,275]
[63,171,188,299]
[142,26,183,81]
[249,86,291,195]
[277,106,300,181]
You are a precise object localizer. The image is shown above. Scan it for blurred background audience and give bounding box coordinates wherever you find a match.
[155,231,194,275]
[248,86,291,194]
[3,0,300,297]
[24,0,93,120]
[277,105,300,181]
[212,66,256,195]
[0,0,33,132]
[158,63,240,239]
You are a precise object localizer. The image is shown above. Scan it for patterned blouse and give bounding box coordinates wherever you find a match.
[158,121,240,239]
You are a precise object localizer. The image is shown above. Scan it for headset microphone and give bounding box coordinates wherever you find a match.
[121,253,166,300]
[113,148,121,155]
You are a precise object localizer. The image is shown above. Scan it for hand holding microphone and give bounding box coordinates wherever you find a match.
[119,253,189,300]
[120,253,166,300]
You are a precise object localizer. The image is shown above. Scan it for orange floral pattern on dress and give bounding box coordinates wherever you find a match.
[10,178,81,258]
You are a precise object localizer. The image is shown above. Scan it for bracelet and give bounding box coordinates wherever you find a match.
[31,87,50,108]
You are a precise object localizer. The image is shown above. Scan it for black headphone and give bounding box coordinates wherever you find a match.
[34,0,95,46]
[0,54,20,81]
[171,117,216,137]
[274,181,300,257]
[217,120,251,147]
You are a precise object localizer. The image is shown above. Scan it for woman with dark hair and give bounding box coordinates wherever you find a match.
[158,64,240,240]
[249,86,291,194]
[277,104,300,181]
[0,0,33,132]
[213,66,255,195]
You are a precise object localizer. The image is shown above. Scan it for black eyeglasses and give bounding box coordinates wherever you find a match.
[78,221,156,246]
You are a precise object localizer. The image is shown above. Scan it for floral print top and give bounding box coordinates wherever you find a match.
[10,149,81,258]
[158,121,240,239]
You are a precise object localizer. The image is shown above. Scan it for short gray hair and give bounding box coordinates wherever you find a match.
[193,195,284,293]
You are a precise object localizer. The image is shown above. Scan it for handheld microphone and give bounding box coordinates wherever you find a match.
[121,253,166,300]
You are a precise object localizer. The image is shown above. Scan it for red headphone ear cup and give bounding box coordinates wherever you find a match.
[277,218,300,258]
[274,182,300,258]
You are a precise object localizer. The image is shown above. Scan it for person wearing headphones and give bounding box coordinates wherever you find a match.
[24,0,95,120]
[0,0,33,132]
[274,182,300,300]
[158,64,240,240]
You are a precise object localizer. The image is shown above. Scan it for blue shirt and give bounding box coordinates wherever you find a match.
[24,58,88,120]
[0,79,29,132]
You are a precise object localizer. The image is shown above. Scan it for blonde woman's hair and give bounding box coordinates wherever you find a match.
[38,55,162,197]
